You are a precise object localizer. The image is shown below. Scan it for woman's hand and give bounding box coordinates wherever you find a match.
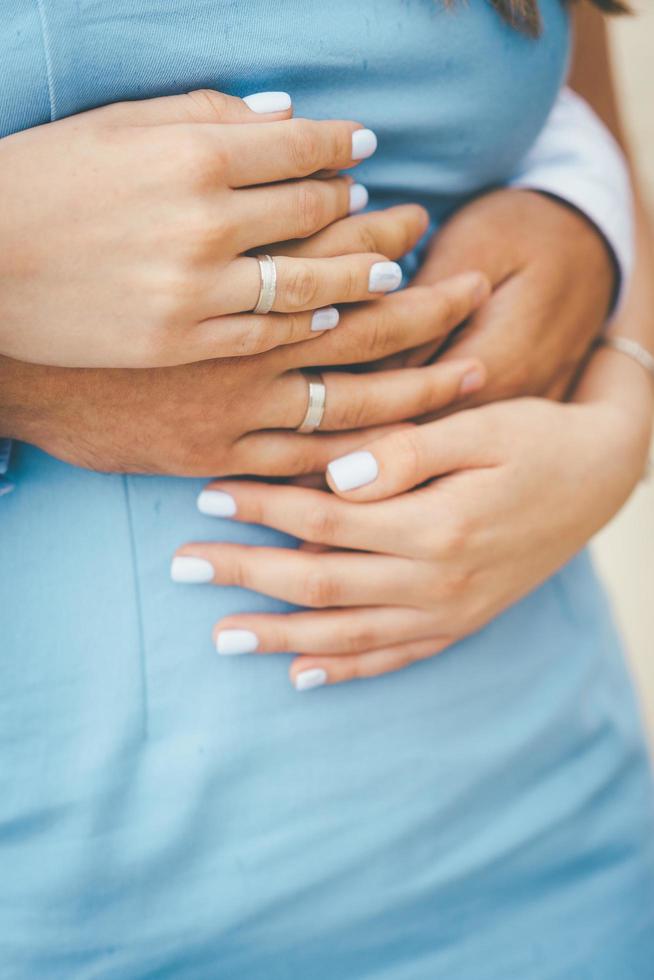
[1,205,488,475]
[0,88,402,368]
[380,188,617,404]
[174,346,652,688]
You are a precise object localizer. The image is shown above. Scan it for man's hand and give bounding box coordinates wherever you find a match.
[1,207,488,476]
[382,188,616,404]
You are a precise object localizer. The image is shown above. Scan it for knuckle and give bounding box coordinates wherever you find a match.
[342,261,362,301]
[433,289,456,328]
[366,307,394,354]
[438,568,473,601]
[283,261,319,309]
[237,320,268,355]
[178,202,229,261]
[228,553,251,590]
[179,128,227,188]
[413,377,440,417]
[288,121,322,173]
[392,429,423,479]
[347,625,378,653]
[278,442,319,477]
[282,311,307,343]
[186,89,228,121]
[156,272,196,323]
[295,183,326,237]
[437,516,472,558]
[337,388,373,429]
[305,569,340,608]
[304,505,339,544]
[356,222,381,255]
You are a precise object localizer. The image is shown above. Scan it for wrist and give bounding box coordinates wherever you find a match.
[576,347,653,480]
[0,356,59,443]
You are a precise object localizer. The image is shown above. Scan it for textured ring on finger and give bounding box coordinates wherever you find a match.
[296,371,327,434]
[252,254,277,315]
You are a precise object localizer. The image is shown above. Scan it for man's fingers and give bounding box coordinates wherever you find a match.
[315,361,486,431]
[325,410,495,500]
[250,361,483,432]
[211,606,446,657]
[412,189,526,289]
[281,274,490,371]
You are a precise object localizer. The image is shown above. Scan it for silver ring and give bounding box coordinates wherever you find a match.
[296,371,327,434]
[252,254,277,315]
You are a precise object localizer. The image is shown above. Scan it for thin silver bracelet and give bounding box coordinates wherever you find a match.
[601,335,654,383]
[599,335,654,483]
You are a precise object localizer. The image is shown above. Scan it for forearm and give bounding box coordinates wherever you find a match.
[569,3,653,449]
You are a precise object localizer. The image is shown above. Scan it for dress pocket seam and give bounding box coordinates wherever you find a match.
[34,0,58,121]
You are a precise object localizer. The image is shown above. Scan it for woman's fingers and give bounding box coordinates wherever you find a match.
[96,88,293,127]
[281,274,490,370]
[272,204,429,261]
[217,118,377,187]
[230,426,403,479]
[182,308,341,360]
[289,638,451,690]
[215,253,402,316]
[195,479,435,557]
[211,606,445,657]
[233,177,356,252]
[171,543,424,608]
[326,410,496,500]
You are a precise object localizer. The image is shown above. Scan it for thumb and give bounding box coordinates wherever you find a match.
[325,411,486,501]
[92,88,293,127]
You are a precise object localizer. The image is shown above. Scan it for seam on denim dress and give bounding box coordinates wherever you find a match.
[34,0,59,121]
[122,476,150,739]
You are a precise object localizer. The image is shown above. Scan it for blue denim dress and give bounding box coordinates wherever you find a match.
[1,2,653,977]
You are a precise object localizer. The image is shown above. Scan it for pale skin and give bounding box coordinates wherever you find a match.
[0,189,614,473]
[174,5,654,689]
[0,7,644,685]
[0,90,423,367]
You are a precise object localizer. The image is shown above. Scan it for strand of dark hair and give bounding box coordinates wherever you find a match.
[447,1,630,37]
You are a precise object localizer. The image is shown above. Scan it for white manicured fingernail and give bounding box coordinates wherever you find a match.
[349,183,369,213]
[351,129,377,160]
[243,91,292,114]
[311,306,340,332]
[294,668,328,691]
[216,629,259,655]
[197,489,237,518]
[368,261,402,293]
[327,450,379,492]
[170,556,214,584]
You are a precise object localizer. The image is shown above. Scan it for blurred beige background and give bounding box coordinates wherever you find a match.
[593,6,654,743]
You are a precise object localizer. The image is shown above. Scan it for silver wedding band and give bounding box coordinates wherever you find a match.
[252,254,277,315]
[296,371,327,434]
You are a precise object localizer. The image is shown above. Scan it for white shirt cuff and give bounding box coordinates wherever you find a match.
[508,87,634,314]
